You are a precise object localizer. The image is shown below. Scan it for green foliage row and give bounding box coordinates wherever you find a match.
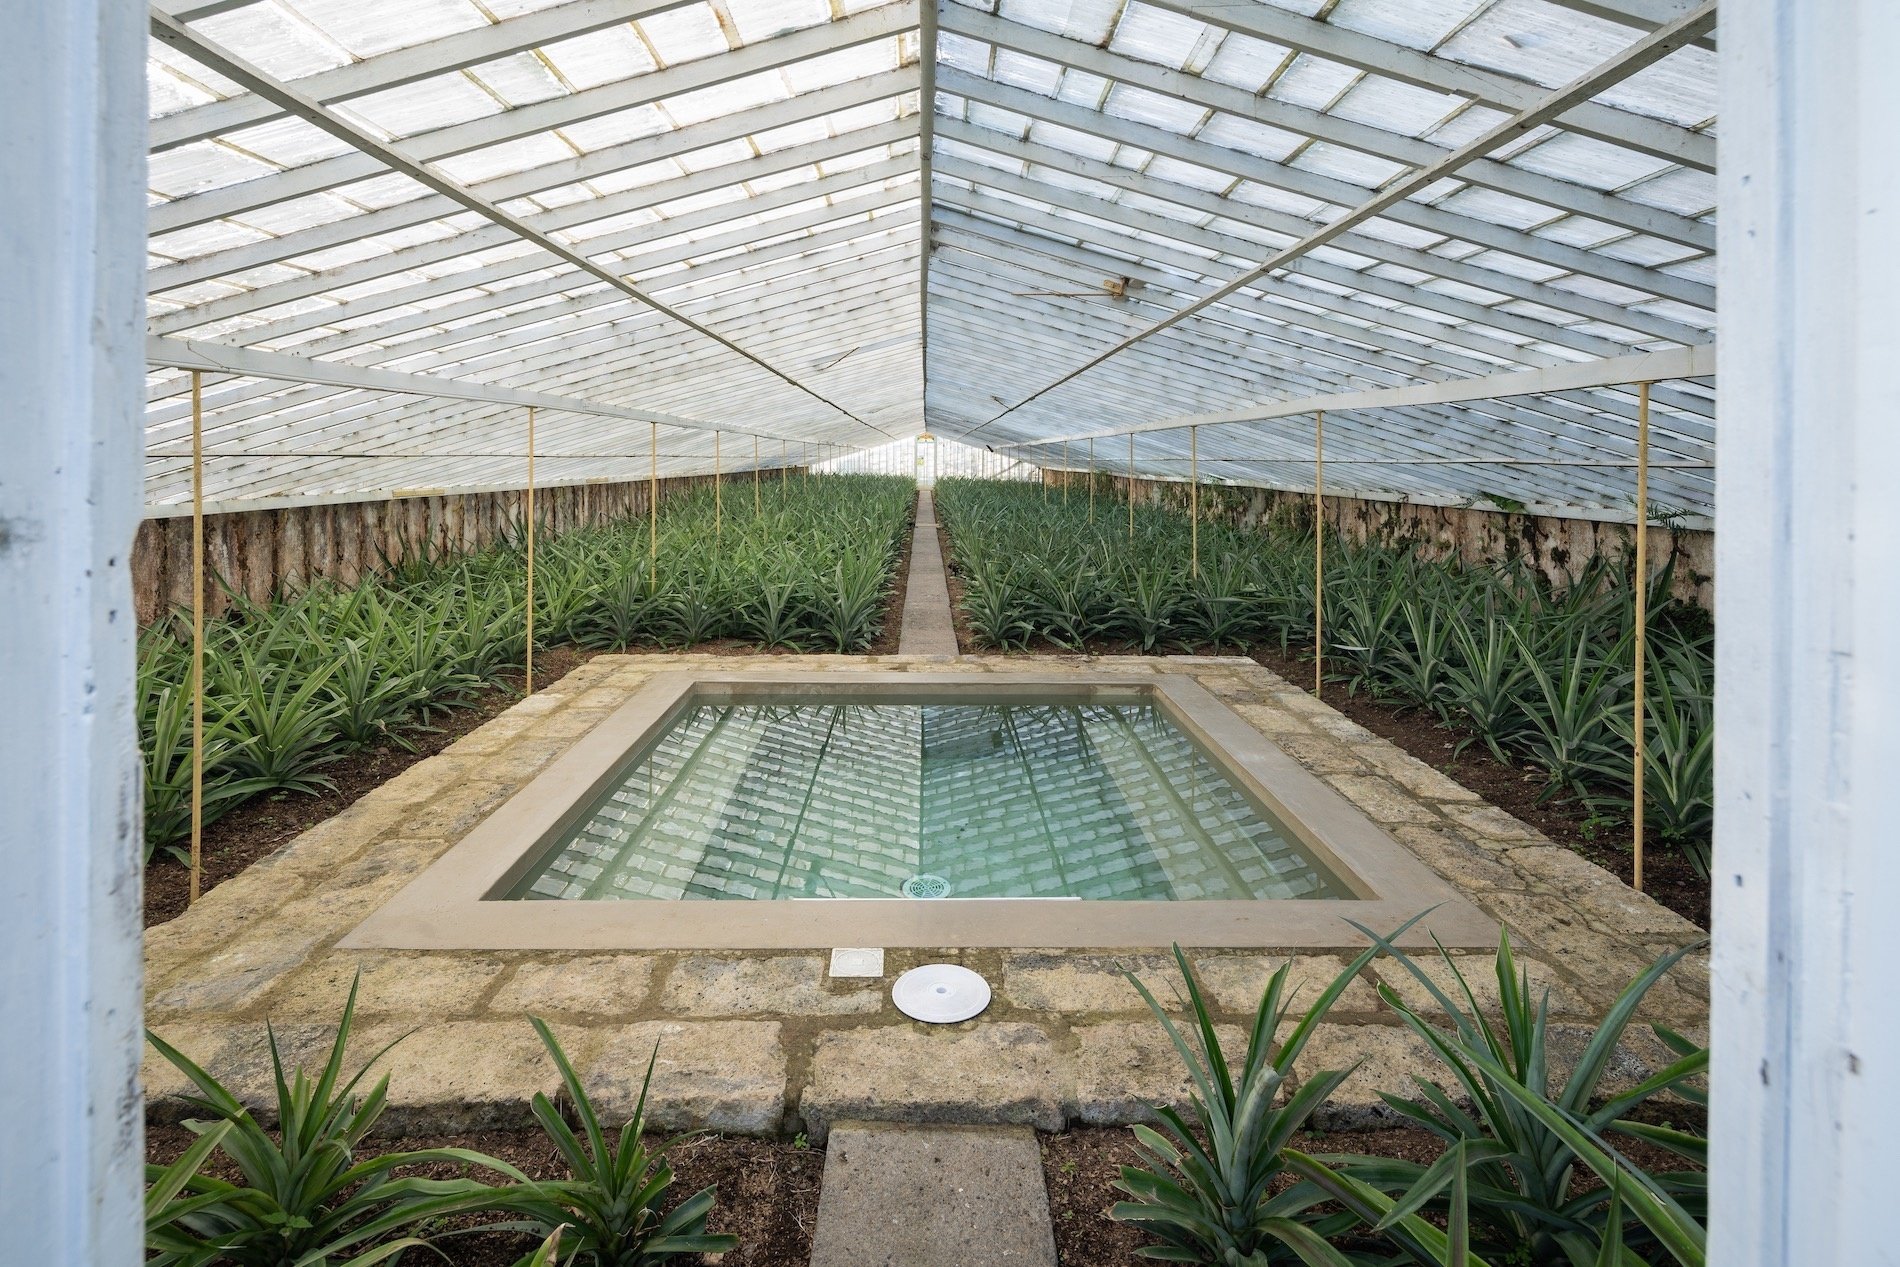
[147,979,733,1267]
[138,475,915,860]
[934,479,1713,875]
[1114,925,1708,1267]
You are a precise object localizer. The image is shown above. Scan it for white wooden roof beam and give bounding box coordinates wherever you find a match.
[151,0,705,151]
[149,67,919,293]
[1140,0,1714,171]
[149,0,920,234]
[975,2,1716,434]
[940,6,1713,251]
[932,80,1712,311]
[196,155,918,353]
[152,114,915,334]
[149,9,887,434]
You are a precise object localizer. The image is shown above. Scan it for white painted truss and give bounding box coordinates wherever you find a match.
[143,0,1717,523]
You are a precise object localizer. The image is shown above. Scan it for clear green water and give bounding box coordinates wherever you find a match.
[507,698,1348,902]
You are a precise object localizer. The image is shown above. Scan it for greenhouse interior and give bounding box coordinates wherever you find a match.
[1,0,1887,1263]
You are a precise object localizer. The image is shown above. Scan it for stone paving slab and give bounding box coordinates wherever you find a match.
[809,1123,1057,1267]
[140,653,1708,1138]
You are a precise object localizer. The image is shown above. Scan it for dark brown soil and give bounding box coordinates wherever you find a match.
[1039,1126,1448,1266]
[144,645,601,928]
[1039,1119,1702,1266]
[1251,645,1708,931]
[145,1123,823,1267]
[146,494,920,929]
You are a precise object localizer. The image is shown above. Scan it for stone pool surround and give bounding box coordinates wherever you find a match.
[142,654,1708,1141]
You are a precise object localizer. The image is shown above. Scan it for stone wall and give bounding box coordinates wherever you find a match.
[132,473,751,625]
[1045,472,1714,608]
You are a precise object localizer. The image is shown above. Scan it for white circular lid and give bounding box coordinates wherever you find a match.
[891,963,991,1024]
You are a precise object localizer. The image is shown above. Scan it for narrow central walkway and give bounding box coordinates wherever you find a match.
[896,489,959,657]
[809,1123,1058,1267]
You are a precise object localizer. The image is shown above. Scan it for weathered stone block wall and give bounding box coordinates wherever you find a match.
[132,473,744,625]
[1046,472,1714,609]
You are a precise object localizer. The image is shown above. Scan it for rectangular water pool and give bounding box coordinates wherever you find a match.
[508,697,1348,903]
[343,671,1495,950]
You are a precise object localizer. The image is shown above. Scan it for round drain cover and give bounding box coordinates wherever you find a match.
[900,873,951,899]
[892,964,991,1024]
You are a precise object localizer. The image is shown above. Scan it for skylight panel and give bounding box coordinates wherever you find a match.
[464,52,571,110]
[432,133,578,186]
[539,26,661,90]
[1103,83,1208,134]
[636,6,734,64]
[339,75,504,140]
[1110,4,1223,72]
[219,115,356,168]
[193,4,353,80]
[1291,143,1409,189]
[148,142,278,199]
[285,0,489,59]
[1194,114,1304,163]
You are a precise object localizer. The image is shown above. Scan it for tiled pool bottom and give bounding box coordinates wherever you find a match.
[512,699,1347,903]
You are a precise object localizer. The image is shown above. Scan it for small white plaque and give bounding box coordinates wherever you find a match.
[829,947,885,978]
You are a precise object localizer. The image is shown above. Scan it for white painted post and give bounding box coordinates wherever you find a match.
[0,0,147,1260]
[1715,3,1900,1263]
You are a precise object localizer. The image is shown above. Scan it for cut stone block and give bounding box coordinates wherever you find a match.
[1001,953,1177,1014]
[584,1020,785,1134]
[489,954,659,1018]
[802,1023,1066,1142]
[1369,953,1578,1018]
[1072,1021,1249,1125]
[662,954,884,1016]
[357,1020,583,1134]
[809,1123,1056,1267]
[1296,1024,1447,1130]
[258,951,508,1020]
[1192,955,1380,1015]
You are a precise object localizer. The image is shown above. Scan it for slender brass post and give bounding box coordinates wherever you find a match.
[714,430,722,539]
[1633,382,1651,893]
[1189,425,1199,578]
[1314,409,1325,698]
[649,421,658,570]
[1127,432,1136,542]
[1088,438,1095,522]
[189,370,205,905]
[525,405,535,692]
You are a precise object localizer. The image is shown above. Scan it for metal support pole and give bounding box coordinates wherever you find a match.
[649,421,659,570]
[189,370,205,904]
[1088,438,1095,522]
[1062,439,1070,505]
[1314,410,1325,699]
[1633,381,1651,893]
[714,430,722,538]
[525,405,535,691]
[1189,425,1199,579]
[781,438,788,486]
[1128,432,1136,542]
[754,435,761,514]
